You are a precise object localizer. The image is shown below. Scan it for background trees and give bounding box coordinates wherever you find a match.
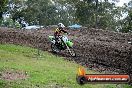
[119,0,132,32]
[0,0,8,17]
[0,0,8,23]
[0,0,132,33]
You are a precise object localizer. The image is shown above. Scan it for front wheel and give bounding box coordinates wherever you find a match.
[51,43,60,53]
[67,46,76,57]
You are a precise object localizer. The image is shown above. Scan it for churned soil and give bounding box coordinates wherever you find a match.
[0,27,132,75]
[0,69,28,81]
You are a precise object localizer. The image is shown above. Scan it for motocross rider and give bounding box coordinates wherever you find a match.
[54,23,68,44]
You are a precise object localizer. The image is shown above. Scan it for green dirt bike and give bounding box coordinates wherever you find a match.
[48,34,76,57]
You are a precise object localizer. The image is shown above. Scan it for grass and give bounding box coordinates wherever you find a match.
[0,44,131,88]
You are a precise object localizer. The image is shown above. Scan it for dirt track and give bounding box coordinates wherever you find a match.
[0,27,132,75]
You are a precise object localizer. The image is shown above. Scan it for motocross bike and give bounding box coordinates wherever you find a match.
[48,34,76,57]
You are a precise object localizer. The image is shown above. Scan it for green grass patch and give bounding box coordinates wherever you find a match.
[0,44,131,88]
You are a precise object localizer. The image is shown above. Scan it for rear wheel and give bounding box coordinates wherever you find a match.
[51,43,60,53]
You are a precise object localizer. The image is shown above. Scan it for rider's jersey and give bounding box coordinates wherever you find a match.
[54,27,68,36]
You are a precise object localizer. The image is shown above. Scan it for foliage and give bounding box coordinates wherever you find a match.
[0,0,8,18]
[1,18,21,28]
[1,0,132,32]
[119,1,132,33]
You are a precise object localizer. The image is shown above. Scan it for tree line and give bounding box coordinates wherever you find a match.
[0,0,132,33]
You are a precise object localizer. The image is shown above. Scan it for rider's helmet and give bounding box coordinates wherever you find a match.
[57,23,65,28]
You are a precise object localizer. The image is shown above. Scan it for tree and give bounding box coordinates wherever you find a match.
[3,0,126,31]
[66,0,120,30]
[74,0,96,27]
[97,1,123,30]
[13,0,76,26]
[16,0,59,25]
[52,0,76,25]
[9,0,27,21]
[119,1,132,33]
[0,0,8,22]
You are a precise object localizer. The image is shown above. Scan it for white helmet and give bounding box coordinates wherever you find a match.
[58,23,65,28]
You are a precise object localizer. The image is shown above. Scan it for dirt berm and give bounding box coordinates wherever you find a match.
[0,27,132,75]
